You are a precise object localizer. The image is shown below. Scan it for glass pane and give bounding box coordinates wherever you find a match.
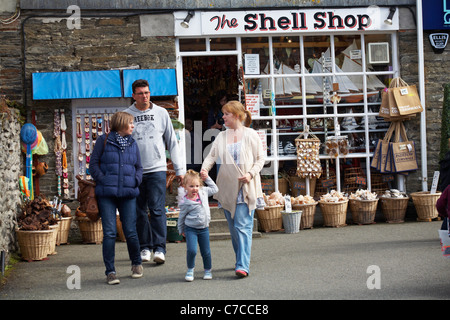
[179,38,206,51]
[241,37,270,75]
[210,37,236,51]
[335,35,362,74]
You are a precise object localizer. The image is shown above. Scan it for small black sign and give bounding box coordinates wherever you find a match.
[429,33,449,53]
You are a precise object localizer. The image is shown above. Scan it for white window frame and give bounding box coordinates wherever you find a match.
[176,32,400,195]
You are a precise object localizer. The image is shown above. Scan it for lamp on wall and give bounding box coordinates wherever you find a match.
[181,11,195,28]
[384,7,396,25]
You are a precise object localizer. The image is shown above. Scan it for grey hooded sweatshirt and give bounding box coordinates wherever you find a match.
[124,102,185,176]
[177,177,218,234]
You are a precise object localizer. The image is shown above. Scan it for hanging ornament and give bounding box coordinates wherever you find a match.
[85,115,91,180]
[104,113,110,135]
[91,115,97,147]
[54,109,63,197]
[97,114,103,136]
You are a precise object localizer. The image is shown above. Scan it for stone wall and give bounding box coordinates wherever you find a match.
[0,14,22,102]
[0,105,23,255]
[23,15,176,199]
[398,29,450,192]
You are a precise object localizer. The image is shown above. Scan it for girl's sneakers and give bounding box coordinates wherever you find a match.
[185,269,194,282]
[203,269,213,280]
[185,269,213,281]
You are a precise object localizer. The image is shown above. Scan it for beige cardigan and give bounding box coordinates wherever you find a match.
[201,127,265,217]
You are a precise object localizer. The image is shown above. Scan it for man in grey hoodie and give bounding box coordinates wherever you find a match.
[124,79,185,264]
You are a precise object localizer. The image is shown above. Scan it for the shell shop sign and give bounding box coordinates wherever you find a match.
[174,7,398,36]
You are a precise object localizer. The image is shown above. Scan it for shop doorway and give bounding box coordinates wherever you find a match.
[182,55,238,178]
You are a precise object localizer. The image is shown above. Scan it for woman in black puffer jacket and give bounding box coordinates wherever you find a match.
[90,111,143,285]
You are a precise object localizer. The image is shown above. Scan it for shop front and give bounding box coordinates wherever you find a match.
[173,7,409,198]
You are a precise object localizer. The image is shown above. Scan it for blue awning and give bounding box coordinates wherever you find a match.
[32,70,122,100]
[123,69,177,97]
[32,68,178,100]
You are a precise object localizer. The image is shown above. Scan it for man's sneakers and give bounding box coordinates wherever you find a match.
[140,249,151,262]
[153,251,165,264]
[141,249,165,264]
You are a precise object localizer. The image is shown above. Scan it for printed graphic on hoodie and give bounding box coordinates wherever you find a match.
[134,120,161,161]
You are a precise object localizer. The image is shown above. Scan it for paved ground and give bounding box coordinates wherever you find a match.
[1,219,449,305]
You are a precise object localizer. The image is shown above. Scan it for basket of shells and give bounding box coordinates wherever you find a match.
[318,190,348,227]
[256,192,285,232]
[380,189,409,223]
[292,195,318,229]
[348,189,379,225]
[295,128,322,179]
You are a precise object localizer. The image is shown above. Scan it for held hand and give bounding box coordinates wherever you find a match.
[200,169,209,181]
[177,175,184,185]
[238,173,252,184]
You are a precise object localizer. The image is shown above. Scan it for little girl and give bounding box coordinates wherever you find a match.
[178,169,218,281]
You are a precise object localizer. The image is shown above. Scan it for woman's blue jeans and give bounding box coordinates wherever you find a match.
[98,196,142,275]
[185,226,212,270]
[223,203,255,274]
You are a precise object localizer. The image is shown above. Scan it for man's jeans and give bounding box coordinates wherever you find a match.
[185,226,212,270]
[223,203,255,274]
[136,171,167,254]
[98,196,141,275]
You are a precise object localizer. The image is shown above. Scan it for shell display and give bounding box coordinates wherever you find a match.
[291,194,316,205]
[263,192,285,207]
[325,135,349,158]
[295,138,322,179]
[381,189,408,198]
[349,189,378,200]
[320,190,348,202]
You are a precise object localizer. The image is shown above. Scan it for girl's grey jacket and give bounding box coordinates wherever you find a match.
[177,177,218,234]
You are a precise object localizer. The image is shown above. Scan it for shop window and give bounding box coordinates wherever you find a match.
[179,38,206,51]
[242,37,270,75]
[240,33,395,195]
[210,37,237,51]
[177,32,397,196]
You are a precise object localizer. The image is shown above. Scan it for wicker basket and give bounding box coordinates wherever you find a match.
[349,199,379,225]
[319,200,348,227]
[380,197,409,223]
[56,216,72,245]
[282,210,302,234]
[256,206,283,232]
[47,223,60,255]
[411,191,441,221]
[293,202,318,229]
[16,229,54,261]
[76,217,103,244]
